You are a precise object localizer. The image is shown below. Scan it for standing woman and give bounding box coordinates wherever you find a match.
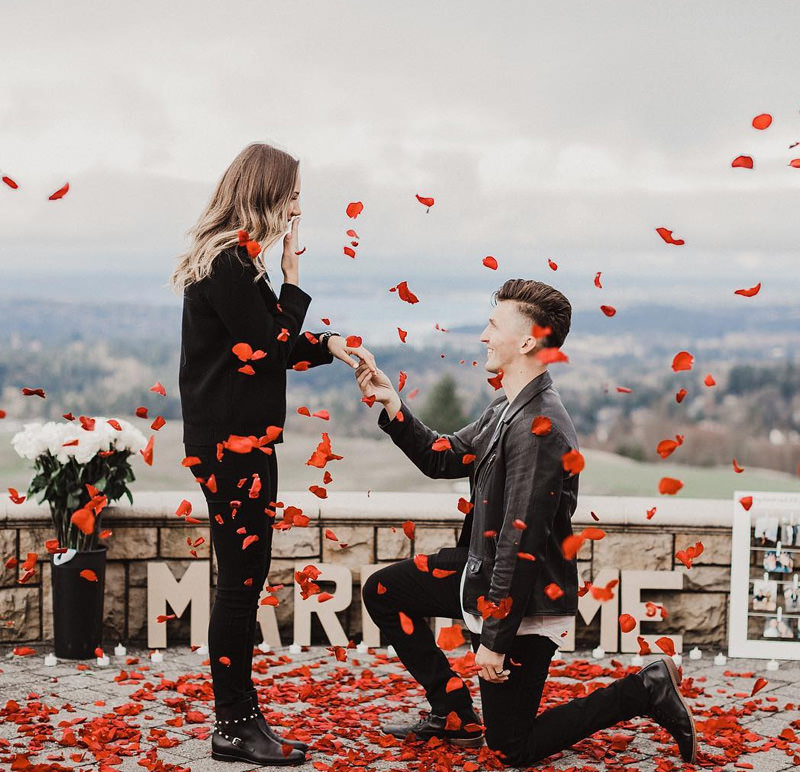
[170,142,376,766]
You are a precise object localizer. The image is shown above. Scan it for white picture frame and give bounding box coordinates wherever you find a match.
[729,491,800,659]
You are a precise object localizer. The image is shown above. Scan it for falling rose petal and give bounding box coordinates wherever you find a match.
[671,350,694,372]
[675,387,687,403]
[790,158,800,168]
[219,656,231,666]
[140,435,154,466]
[432,568,458,578]
[656,435,684,459]
[392,280,419,304]
[136,406,149,418]
[415,194,435,211]
[238,364,255,375]
[317,592,335,602]
[704,373,716,387]
[646,506,657,520]
[462,453,476,464]
[518,551,536,561]
[752,113,772,130]
[361,395,376,407]
[734,282,761,297]
[377,582,387,595]
[7,488,26,505]
[658,477,683,495]
[732,155,754,168]
[21,387,46,398]
[445,676,464,693]
[655,636,676,656]
[48,182,70,200]
[150,381,167,396]
[619,613,636,633]
[292,361,311,371]
[245,240,261,257]
[397,327,408,343]
[311,410,330,420]
[436,625,465,651]
[308,485,327,499]
[536,348,569,365]
[150,415,166,431]
[600,305,616,317]
[398,611,414,635]
[346,201,364,218]
[562,449,585,475]
[512,519,527,530]
[297,406,311,417]
[750,677,768,696]
[482,255,498,270]
[739,495,754,511]
[343,246,356,258]
[544,583,564,600]
[531,416,552,435]
[732,458,745,473]
[2,175,18,189]
[402,520,415,540]
[637,636,652,655]
[547,259,558,271]
[656,227,685,246]
[242,534,260,550]
[80,569,98,582]
[398,371,407,392]
[487,371,504,390]
[414,553,429,573]
[616,386,632,393]
[594,271,603,288]
[345,229,358,239]
[431,437,452,452]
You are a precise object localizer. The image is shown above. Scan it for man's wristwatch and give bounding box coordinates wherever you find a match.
[318,331,341,351]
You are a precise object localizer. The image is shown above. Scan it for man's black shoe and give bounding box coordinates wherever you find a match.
[211,715,306,766]
[250,695,309,752]
[382,706,484,748]
[637,656,697,763]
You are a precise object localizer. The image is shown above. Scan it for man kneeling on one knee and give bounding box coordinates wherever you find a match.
[357,279,697,767]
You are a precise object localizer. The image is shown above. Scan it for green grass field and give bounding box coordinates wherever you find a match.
[2,415,798,501]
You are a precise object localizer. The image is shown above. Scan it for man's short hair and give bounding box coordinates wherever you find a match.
[492,279,572,349]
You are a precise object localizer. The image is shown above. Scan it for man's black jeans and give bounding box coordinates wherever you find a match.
[362,551,650,767]
[184,443,278,722]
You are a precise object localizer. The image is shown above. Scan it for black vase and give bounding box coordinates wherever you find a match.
[50,546,107,659]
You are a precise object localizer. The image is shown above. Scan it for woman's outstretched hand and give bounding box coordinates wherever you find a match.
[327,336,378,376]
[281,216,302,285]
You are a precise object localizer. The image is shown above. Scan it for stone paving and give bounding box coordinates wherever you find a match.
[0,644,798,771]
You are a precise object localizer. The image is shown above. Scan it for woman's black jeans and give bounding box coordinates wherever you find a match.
[184,442,278,722]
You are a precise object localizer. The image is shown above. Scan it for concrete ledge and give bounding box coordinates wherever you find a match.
[1,491,735,527]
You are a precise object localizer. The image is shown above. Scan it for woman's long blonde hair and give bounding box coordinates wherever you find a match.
[169,142,299,294]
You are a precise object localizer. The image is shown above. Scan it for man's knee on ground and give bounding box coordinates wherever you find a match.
[486,728,526,767]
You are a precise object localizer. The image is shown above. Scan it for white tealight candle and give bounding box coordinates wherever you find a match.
[592,646,605,659]
[44,653,57,667]
[714,652,727,666]
[195,644,209,656]
[96,655,110,667]
[289,643,302,654]
[689,647,702,660]
[387,645,397,657]
[114,643,127,657]
[257,642,272,653]
[356,641,369,654]
[767,658,779,671]
[150,650,164,664]
[631,653,644,666]
[672,653,682,667]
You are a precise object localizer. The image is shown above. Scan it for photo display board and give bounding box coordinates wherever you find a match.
[729,490,800,659]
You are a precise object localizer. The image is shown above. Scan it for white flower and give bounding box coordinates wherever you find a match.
[12,417,148,464]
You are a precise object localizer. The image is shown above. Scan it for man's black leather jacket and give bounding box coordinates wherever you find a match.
[378,369,579,653]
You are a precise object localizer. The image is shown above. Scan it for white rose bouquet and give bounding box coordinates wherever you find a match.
[12,416,148,551]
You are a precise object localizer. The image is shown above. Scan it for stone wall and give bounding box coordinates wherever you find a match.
[0,491,733,650]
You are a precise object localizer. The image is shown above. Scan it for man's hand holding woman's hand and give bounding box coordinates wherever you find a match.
[355,361,402,420]
[327,336,379,377]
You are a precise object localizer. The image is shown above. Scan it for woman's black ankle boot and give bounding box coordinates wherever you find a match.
[211,709,305,766]
[249,694,309,753]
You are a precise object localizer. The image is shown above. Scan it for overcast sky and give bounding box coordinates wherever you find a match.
[2,0,799,343]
